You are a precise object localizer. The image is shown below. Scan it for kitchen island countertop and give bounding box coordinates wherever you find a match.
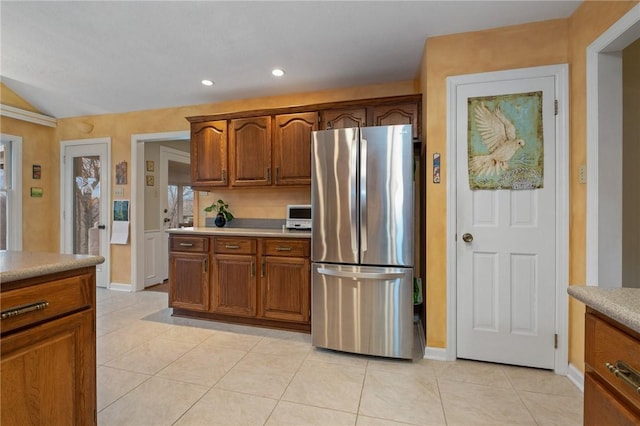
[167,226,311,239]
[0,251,105,283]
[568,285,640,334]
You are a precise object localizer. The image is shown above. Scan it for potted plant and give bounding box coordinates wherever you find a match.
[204,199,235,227]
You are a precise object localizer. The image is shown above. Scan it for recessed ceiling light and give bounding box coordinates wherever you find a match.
[201,79,214,86]
[271,68,285,77]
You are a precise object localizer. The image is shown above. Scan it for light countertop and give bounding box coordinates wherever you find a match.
[167,226,311,239]
[0,251,105,283]
[568,285,640,334]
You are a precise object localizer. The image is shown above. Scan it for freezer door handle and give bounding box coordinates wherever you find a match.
[317,267,405,280]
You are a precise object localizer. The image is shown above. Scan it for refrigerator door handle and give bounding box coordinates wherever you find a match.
[360,137,368,254]
[317,267,405,280]
[350,136,358,254]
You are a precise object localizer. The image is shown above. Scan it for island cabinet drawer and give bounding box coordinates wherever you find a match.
[0,271,93,334]
[170,236,209,252]
[586,311,640,411]
[214,237,256,254]
[262,239,310,257]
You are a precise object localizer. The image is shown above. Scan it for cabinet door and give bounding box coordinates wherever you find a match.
[273,112,317,186]
[584,373,640,426]
[191,120,228,187]
[1,309,95,426]
[212,254,256,317]
[261,256,310,323]
[229,116,272,187]
[169,252,209,311]
[320,108,367,130]
[372,102,420,140]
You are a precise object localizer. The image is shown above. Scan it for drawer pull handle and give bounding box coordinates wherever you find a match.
[179,243,194,247]
[1,300,50,319]
[225,244,240,249]
[276,246,292,251]
[605,361,640,395]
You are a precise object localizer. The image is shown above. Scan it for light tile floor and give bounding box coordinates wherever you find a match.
[96,288,583,426]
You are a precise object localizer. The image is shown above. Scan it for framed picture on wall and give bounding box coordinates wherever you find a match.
[146,160,155,172]
[146,175,154,186]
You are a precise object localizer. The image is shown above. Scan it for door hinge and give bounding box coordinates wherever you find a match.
[554,333,558,349]
[554,100,558,116]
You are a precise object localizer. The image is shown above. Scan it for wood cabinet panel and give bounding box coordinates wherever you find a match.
[262,239,310,257]
[169,252,209,311]
[321,108,366,130]
[212,254,256,317]
[214,237,257,254]
[372,102,420,140]
[169,235,209,253]
[585,373,640,426]
[230,116,272,186]
[273,112,317,185]
[0,272,93,334]
[261,256,309,323]
[191,120,228,187]
[1,306,95,425]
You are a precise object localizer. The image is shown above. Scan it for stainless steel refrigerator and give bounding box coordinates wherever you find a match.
[311,124,414,359]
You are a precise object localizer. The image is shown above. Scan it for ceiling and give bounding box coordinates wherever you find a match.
[1,1,582,119]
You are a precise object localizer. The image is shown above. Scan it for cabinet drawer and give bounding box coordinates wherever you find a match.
[262,239,310,257]
[214,237,256,254]
[170,236,209,252]
[1,272,93,334]
[586,312,640,411]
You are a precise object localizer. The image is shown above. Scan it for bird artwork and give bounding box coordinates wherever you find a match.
[469,101,526,177]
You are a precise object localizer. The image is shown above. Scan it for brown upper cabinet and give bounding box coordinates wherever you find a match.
[320,108,367,130]
[187,94,422,189]
[191,120,228,187]
[273,112,318,186]
[372,103,420,141]
[230,116,272,187]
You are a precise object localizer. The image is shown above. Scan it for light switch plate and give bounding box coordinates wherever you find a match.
[578,165,586,184]
[114,187,124,197]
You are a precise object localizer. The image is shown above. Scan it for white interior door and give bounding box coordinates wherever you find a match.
[159,147,190,282]
[456,75,557,369]
[61,139,110,288]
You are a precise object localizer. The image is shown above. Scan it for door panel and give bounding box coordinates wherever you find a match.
[456,76,556,369]
[62,141,110,288]
[360,125,413,267]
[311,128,359,264]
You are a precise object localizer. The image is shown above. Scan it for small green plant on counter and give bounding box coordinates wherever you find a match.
[204,199,235,222]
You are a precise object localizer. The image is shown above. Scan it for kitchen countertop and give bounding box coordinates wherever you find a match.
[167,226,311,239]
[0,251,105,283]
[568,285,640,334]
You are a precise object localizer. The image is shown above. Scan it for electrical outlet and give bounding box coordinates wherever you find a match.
[579,165,586,184]
[114,187,124,197]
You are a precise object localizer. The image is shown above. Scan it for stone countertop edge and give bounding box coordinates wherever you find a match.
[0,251,105,283]
[166,227,311,239]
[568,285,640,334]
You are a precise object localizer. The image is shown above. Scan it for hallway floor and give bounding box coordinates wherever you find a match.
[96,288,583,426]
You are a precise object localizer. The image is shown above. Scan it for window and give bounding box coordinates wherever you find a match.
[0,141,10,250]
[167,185,193,228]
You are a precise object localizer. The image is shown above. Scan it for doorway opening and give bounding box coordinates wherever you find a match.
[586,4,640,289]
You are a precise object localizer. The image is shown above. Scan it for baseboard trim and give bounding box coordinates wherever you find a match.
[109,282,133,292]
[424,346,450,361]
[567,362,584,392]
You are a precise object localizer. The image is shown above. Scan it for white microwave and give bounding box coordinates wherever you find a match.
[286,204,312,230]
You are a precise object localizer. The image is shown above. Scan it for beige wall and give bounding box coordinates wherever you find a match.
[419,1,638,371]
[623,38,640,287]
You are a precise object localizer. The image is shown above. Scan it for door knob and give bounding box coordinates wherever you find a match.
[164,218,171,223]
[462,233,473,243]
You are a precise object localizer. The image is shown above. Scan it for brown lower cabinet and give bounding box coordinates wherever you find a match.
[169,234,311,332]
[584,307,640,425]
[1,267,97,426]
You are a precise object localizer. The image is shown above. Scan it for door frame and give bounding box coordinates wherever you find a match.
[131,131,190,292]
[445,64,569,374]
[59,137,111,288]
[0,134,22,251]
[586,4,640,288]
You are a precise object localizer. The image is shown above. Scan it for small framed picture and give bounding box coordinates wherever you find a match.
[116,161,127,185]
[30,187,43,197]
[146,160,155,172]
[146,175,154,186]
[32,165,42,180]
